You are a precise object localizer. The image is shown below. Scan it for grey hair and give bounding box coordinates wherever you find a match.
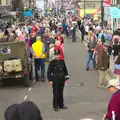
[36,36,41,40]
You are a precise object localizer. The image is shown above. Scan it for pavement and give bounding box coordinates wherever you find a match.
[0,34,111,120]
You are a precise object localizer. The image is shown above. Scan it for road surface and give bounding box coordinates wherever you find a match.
[0,35,110,120]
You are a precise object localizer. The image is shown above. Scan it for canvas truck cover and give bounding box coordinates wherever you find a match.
[0,41,28,73]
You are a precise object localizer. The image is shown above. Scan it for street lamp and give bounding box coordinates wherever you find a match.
[101,0,104,28]
[84,0,86,18]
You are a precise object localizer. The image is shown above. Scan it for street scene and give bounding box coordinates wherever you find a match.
[0,0,120,120]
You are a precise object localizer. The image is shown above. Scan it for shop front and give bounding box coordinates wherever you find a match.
[79,1,101,19]
[104,7,120,31]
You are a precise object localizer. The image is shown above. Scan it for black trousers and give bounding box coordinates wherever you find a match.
[52,76,65,109]
[81,32,84,41]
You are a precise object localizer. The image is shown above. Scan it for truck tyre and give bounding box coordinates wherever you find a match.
[24,74,31,87]
[29,64,33,82]
[23,64,33,87]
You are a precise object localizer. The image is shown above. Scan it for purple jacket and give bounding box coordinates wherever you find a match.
[106,90,120,120]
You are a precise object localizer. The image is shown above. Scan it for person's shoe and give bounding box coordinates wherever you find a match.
[98,85,104,89]
[54,108,59,112]
[36,77,40,82]
[41,79,45,82]
[94,68,98,70]
[59,106,68,109]
[86,68,89,71]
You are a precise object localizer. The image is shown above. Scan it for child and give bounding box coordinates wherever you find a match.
[114,50,120,81]
[47,49,69,111]
[49,43,55,62]
[54,40,64,60]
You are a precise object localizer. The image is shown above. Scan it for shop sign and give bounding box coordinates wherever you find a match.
[110,7,120,18]
[0,5,12,13]
[80,2,100,9]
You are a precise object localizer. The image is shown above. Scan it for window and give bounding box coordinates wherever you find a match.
[111,0,117,5]
[117,0,120,4]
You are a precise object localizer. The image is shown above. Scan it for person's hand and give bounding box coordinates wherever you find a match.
[102,114,107,120]
[66,79,70,84]
[101,67,104,70]
[91,49,94,51]
[33,54,36,57]
[49,81,53,85]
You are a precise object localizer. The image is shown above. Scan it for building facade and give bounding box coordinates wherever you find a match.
[104,0,120,31]
[12,0,36,11]
[0,0,12,14]
[0,0,11,5]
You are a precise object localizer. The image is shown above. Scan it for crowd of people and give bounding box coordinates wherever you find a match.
[77,19,120,120]
[78,19,120,89]
[0,14,77,115]
[1,14,120,119]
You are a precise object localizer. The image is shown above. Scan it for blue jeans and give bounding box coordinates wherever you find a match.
[34,58,45,79]
[86,52,96,69]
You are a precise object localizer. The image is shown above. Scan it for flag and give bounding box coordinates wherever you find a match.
[106,0,111,5]
[92,7,102,16]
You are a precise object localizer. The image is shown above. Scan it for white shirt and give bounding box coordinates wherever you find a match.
[85,25,89,32]
[15,28,21,37]
[96,25,101,30]
[49,47,55,61]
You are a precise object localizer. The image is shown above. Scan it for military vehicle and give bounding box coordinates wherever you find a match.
[0,41,33,87]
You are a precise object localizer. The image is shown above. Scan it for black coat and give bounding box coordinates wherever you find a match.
[47,59,68,82]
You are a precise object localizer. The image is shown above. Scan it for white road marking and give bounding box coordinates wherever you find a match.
[28,88,31,91]
[33,80,35,83]
[24,95,28,100]
[105,75,110,81]
[105,71,111,80]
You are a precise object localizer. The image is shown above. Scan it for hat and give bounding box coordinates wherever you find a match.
[54,49,61,55]
[106,79,120,89]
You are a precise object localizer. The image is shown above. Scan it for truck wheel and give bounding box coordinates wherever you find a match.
[0,80,4,86]
[24,74,31,87]
[29,64,33,82]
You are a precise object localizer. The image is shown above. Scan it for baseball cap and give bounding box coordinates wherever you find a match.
[106,79,120,89]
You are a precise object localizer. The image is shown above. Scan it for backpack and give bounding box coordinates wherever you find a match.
[101,34,105,43]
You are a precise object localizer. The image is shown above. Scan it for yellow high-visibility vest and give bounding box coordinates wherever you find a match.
[32,40,45,58]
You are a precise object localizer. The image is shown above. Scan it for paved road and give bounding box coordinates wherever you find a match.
[0,35,110,120]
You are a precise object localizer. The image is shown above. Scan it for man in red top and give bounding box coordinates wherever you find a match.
[54,40,64,60]
[102,79,120,120]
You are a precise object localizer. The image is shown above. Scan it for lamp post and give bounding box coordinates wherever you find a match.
[29,0,31,8]
[84,0,86,17]
[101,0,104,28]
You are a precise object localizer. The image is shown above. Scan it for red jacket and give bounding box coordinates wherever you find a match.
[54,45,64,60]
[106,90,120,120]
